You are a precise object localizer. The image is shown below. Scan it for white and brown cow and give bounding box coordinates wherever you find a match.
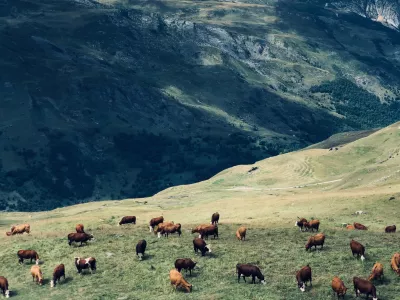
[74,257,96,274]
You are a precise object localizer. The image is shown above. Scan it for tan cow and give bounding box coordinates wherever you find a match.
[169,269,192,292]
[236,226,247,241]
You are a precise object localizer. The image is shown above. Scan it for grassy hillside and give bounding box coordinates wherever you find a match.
[1,0,400,210]
[1,122,399,299]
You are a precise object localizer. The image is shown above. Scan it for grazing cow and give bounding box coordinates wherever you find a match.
[350,239,366,261]
[191,224,209,237]
[6,224,30,236]
[331,276,347,299]
[119,216,136,226]
[199,225,218,240]
[136,240,147,260]
[17,250,39,264]
[149,216,164,232]
[154,222,174,237]
[236,264,266,284]
[75,224,85,233]
[68,233,93,246]
[169,269,192,293]
[156,223,181,238]
[236,226,247,241]
[74,257,96,274]
[0,276,10,298]
[295,218,308,232]
[368,263,384,282]
[50,264,65,287]
[193,238,212,256]
[346,224,355,230]
[354,222,368,230]
[391,253,400,275]
[211,212,220,225]
[353,277,377,300]
[175,258,197,275]
[30,265,43,285]
[304,220,320,232]
[305,233,325,251]
[385,225,396,233]
[296,264,312,292]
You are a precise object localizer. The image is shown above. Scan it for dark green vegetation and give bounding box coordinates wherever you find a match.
[0,0,400,210]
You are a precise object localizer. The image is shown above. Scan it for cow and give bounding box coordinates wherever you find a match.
[304,220,320,232]
[346,224,355,230]
[295,218,308,232]
[331,276,347,299]
[119,216,136,226]
[149,216,164,232]
[350,239,366,261]
[74,257,96,274]
[68,233,94,246]
[156,223,181,238]
[199,224,218,240]
[368,262,383,282]
[385,225,396,233]
[305,233,325,251]
[17,250,39,265]
[296,264,312,292]
[6,224,30,236]
[175,258,197,275]
[0,276,10,298]
[236,264,266,284]
[30,265,43,285]
[75,224,85,233]
[353,277,377,300]
[354,222,368,230]
[50,264,65,287]
[211,212,220,225]
[193,238,212,256]
[154,222,175,236]
[391,253,400,275]
[236,226,247,241]
[136,240,147,260]
[191,224,209,237]
[169,269,192,293]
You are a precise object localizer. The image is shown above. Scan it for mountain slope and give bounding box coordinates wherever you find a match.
[0,122,399,299]
[1,0,400,210]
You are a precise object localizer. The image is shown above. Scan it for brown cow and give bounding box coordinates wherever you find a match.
[199,224,218,240]
[75,224,85,233]
[0,276,10,298]
[295,218,308,232]
[175,258,197,275]
[296,264,312,292]
[6,224,30,236]
[353,277,377,300]
[305,233,325,251]
[368,262,383,282]
[191,224,209,237]
[17,250,39,264]
[193,238,212,256]
[304,220,320,232]
[211,212,220,225]
[354,222,368,230]
[74,257,96,274]
[119,216,136,226]
[385,225,396,233]
[154,222,175,236]
[170,269,192,293]
[50,264,65,287]
[68,233,94,246]
[156,223,181,238]
[391,253,400,275]
[30,265,43,285]
[331,276,347,299]
[236,226,247,241]
[136,240,147,260]
[236,264,266,284]
[149,216,164,232]
[350,239,365,261]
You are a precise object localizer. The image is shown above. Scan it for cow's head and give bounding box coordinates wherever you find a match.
[258,274,266,285]
[138,253,143,261]
[361,255,365,261]
[206,244,212,253]
[38,278,43,285]
[5,290,9,298]
[298,281,305,292]
[74,257,81,265]
[36,259,40,265]
[50,280,55,288]
[305,243,311,251]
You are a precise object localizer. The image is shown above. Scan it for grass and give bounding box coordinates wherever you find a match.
[1,123,400,299]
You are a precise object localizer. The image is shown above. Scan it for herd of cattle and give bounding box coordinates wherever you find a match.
[0,213,399,298]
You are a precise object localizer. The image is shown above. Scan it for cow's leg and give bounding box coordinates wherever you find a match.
[252,275,256,284]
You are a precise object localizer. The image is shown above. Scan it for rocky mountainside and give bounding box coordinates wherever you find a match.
[0,0,400,211]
